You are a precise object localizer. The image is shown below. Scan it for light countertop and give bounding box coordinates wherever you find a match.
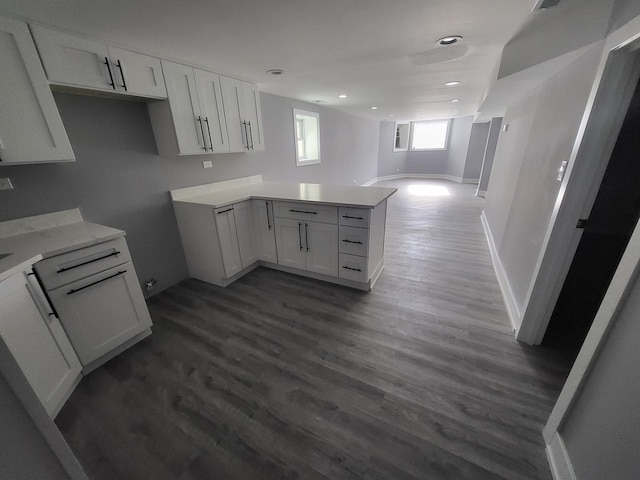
[171,179,397,209]
[0,209,124,282]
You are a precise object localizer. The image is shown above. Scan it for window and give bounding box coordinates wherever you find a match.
[410,120,450,150]
[293,109,320,166]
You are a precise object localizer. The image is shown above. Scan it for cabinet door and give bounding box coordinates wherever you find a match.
[275,218,307,270]
[220,75,247,152]
[233,201,257,268]
[107,47,166,98]
[305,222,338,277]
[214,208,243,277]
[194,69,230,153]
[251,199,277,263]
[0,271,81,417]
[0,18,74,164]
[49,264,152,365]
[30,25,114,91]
[242,82,265,151]
[161,60,207,155]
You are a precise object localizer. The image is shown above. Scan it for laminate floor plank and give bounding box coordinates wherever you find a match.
[56,179,571,480]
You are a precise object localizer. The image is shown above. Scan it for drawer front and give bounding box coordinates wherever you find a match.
[339,226,369,257]
[339,207,370,228]
[273,201,337,224]
[35,236,130,290]
[338,253,368,283]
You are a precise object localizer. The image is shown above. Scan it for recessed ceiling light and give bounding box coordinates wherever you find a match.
[437,35,463,46]
[266,68,284,75]
[388,114,395,117]
[445,81,461,86]
[338,94,348,99]
[370,106,378,110]
[314,100,326,104]
[451,99,460,103]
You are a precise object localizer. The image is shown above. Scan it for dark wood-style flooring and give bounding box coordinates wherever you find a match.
[56,179,572,480]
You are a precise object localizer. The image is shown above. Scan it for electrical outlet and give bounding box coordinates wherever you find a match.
[202,160,213,168]
[0,178,13,190]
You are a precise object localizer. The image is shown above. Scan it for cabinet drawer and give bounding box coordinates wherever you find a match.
[339,207,370,228]
[338,253,368,283]
[35,236,130,290]
[339,226,369,257]
[273,201,337,224]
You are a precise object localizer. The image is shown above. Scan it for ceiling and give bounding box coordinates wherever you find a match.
[1,0,538,121]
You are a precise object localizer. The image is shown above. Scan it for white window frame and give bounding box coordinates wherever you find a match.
[293,109,321,167]
[393,122,410,152]
[409,120,451,151]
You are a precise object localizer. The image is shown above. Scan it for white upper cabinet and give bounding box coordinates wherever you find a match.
[220,76,265,152]
[30,25,166,99]
[148,60,230,156]
[0,17,74,164]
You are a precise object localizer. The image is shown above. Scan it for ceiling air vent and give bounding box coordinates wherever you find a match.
[532,0,561,11]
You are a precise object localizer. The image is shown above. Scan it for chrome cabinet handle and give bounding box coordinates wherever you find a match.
[57,251,121,273]
[298,222,303,250]
[67,270,127,295]
[103,57,116,89]
[288,209,317,215]
[242,121,250,149]
[197,116,207,151]
[342,215,364,220]
[248,121,254,149]
[305,223,309,252]
[342,266,362,272]
[265,201,272,230]
[217,208,233,214]
[342,239,363,245]
[115,59,127,91]
[204,117,214,150]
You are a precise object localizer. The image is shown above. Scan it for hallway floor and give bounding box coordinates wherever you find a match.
[56,179,572,480]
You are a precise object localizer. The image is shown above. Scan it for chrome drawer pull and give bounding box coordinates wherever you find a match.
[342,266,362,272]
[217,208,234,214]
[342,215,364,220]
[67,270,127,295]
[342,239,363,244]
[57,251,121,273]
[103,57,116,89]
[289,209,317,214]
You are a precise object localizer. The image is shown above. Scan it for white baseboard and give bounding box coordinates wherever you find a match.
[480,211,521,331]
[476,189,487,197]
[362,174,479,186]
[546,433,577,480]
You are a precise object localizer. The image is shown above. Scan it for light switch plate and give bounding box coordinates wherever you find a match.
[0,178,13,190]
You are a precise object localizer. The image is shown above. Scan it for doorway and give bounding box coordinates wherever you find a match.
[543,77,640,357]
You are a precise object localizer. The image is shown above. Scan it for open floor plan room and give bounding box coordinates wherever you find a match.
[55,180,572,480]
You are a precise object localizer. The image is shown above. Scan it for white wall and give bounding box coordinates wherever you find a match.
[499,0,614,80]
[483,45,603,311]
[560,264,640,479]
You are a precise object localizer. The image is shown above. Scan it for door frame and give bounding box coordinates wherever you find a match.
[516,15,640,345]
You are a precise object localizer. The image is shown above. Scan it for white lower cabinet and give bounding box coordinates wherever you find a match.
[0,269,81,418]
[47,264,152,367]
[233,201,258,267]
[275,218,338,277]
[251,200,277,263]
[214,205,243,277]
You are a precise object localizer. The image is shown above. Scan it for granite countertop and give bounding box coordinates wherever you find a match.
[0,209,124,282]
[171,178,397,209]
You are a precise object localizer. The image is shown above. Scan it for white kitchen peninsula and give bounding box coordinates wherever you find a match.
[171,176,397,291]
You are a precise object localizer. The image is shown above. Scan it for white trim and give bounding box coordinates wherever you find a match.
[362,174,478,186]
[476,190,487,197]
[480,211,520,331]
[517,27,640,345]
[546,433,577,480]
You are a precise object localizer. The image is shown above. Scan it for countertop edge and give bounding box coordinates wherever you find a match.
[0,254,43,283]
